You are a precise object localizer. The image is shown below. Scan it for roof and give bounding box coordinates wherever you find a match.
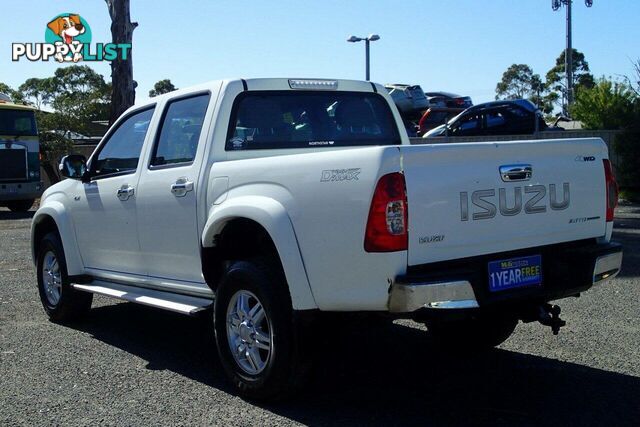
[132,78,381,110]
[465,99,537,112]
[424,91,462,99]
[0,99,38,111]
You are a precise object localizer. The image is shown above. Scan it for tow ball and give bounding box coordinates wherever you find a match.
[538,304,566,335]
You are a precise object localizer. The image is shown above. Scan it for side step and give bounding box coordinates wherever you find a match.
[72,281,213,315]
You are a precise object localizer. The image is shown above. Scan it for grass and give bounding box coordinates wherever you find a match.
[619,189,640,204]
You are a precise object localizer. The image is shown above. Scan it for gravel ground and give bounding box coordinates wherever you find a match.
[0,204,638,426]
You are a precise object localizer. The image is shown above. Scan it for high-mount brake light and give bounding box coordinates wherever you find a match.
[364,172,408,252]
[288,79,338,90]
[603,159,618,222]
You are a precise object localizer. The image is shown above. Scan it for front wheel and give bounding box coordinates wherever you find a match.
[214,259,309,400]
[36,232,92,322]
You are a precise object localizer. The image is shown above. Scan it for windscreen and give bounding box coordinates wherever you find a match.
[0,109,37,136]
[226,91,401,150]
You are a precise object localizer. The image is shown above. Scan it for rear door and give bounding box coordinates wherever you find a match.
[503,105,536,134]
[136,92,214,287]
[400,138,608,266]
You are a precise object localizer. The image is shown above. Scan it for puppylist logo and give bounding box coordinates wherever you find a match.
[12,13,131,63]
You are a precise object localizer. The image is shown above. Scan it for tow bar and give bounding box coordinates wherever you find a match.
[538,303,566,335]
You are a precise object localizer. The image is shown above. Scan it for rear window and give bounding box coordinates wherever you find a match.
[0,109,37,136]
[226,91,401,150]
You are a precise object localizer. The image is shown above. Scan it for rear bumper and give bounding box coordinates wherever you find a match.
[389,241,622,313]
[0,181,43,202]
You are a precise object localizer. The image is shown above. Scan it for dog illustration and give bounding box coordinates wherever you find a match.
[47,15,85,63]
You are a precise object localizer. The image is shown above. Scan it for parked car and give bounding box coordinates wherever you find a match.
[384,83,429,115]
[417,106,464,136]
[424,91,473,109]
[423,99,560,138]
[32,78,621,400]
[385,84,448,136]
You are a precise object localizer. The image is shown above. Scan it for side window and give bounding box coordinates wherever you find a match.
[92,107,155,178]
[505,106,535,134]
[452,113,481,135]
[485,111,506,129]
[150,94,210,167]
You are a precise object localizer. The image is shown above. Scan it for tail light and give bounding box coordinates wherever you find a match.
[455,98,465,105]
[603,159,618,222]
[364,172,408,252]
[418,110,431,133]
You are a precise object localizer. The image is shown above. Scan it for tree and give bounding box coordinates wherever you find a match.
[495,64,554,113]
[23,66,111,184]
[105,0,138,124]
[43,65,111,136]
[38,131,74,184]
[570,77,635,130]
[615,61,640,193]
[496,64,536,99]
[625,58,640,97]
[0,82,25,103]
[546,49,595,113]
[149,79,178,97]
[18,78,56,109]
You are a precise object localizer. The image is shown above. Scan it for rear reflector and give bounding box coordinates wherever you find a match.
[603,159,618,222]
[364,172,408,252]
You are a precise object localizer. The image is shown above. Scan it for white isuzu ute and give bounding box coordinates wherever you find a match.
[31,78,623,399]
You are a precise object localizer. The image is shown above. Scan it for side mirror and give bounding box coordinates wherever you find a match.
[59,154,88,180]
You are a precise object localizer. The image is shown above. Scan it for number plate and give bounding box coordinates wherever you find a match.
[488,255,542,292]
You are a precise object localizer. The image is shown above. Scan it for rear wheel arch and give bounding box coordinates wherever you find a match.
[202,217,282,292]
[201,208,317,310]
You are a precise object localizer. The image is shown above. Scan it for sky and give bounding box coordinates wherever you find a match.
[1,0,639,105]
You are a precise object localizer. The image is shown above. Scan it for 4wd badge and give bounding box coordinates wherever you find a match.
[320,168,361,182]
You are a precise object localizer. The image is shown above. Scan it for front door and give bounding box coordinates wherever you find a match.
[71,106,156,276]
[136,93,212,286]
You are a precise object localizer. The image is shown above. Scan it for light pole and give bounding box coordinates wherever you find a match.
[347,34,380,81]
[552,0,593,115]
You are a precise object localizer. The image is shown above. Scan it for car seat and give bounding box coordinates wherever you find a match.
[333,99,381,138]
[237,97,293,145]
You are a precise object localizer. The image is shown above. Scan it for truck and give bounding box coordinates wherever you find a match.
[0,98,43,211]
[31,78,623,399]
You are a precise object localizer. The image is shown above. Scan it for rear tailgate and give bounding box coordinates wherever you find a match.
[401,138,608,266]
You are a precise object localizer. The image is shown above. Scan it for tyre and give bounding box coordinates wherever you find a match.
[427,315,518,350]
[36,232,92,322]
[214,258,309,400]
[6,199,34,212]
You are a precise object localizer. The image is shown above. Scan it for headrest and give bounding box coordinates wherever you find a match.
[334,99,376,128]
[237,97,284,129]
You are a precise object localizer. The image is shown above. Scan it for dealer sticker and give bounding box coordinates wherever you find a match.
[488,255,542,292]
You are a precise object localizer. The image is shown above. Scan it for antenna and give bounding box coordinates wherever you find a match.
[551,0,594,116]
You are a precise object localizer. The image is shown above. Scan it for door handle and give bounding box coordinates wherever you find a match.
[171,178,194,197]
[117,185,135,201]
[499,164,532,182]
